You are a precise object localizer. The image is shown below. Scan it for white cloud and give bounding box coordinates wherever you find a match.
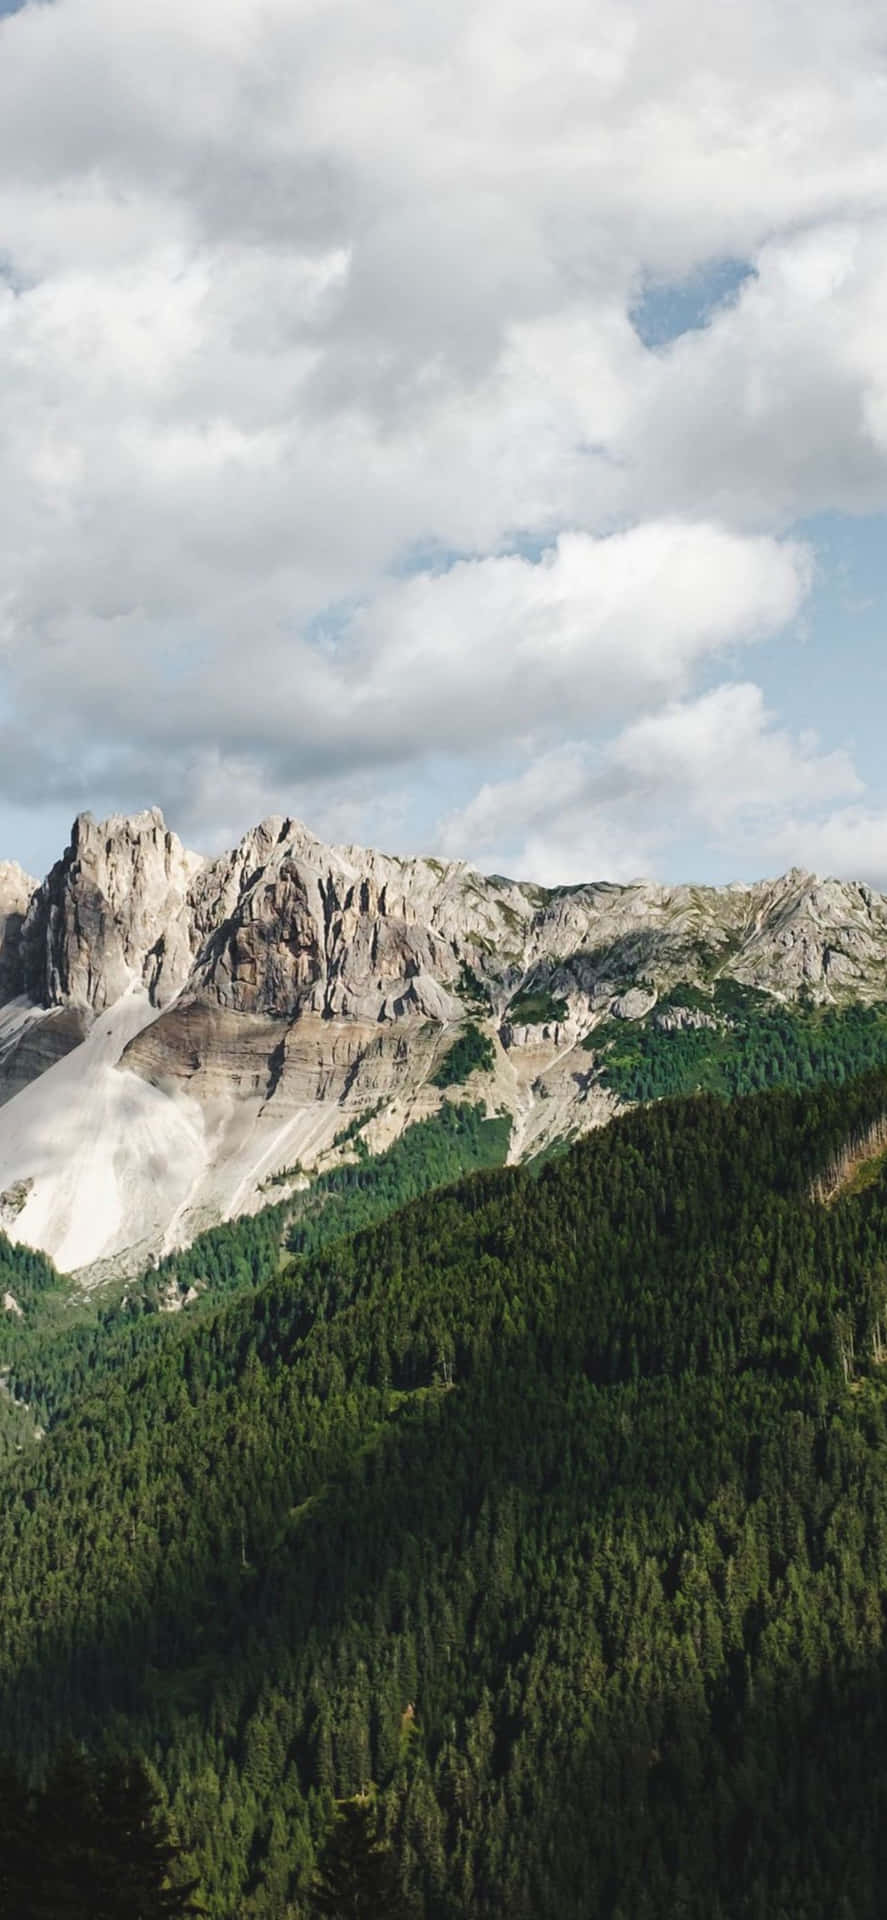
[0,516,810,833]
[614,682,859,828]
[0,0,885,869]
[743,810,887,890]
[622,220,887,524]
[439,746,657,883]
[440,683,864,882]
[331,524,810,754]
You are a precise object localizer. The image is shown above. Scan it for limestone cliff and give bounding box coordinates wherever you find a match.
[20,808,202,1013]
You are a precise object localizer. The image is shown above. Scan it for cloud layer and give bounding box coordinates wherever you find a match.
[0,0,886,877]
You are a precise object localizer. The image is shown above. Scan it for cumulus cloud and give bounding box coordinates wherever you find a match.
[0,0,885,872]
[740,810,887,891]
[623,221,887,524]
[0,518,810,829]
[440,684,864,882]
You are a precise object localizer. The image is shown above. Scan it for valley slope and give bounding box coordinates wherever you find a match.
[3,1078,887,1915]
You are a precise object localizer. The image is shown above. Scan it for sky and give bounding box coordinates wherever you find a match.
[1,0,887,887]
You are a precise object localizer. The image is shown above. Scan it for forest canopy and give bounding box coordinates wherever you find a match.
[4,1075,887,1912]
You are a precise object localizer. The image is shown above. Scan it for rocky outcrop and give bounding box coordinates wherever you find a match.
[612,987,657,1022]
[0,1006,89,1107]
[21,808,202,1013]
[181,815,523,1026]
[653,1006,720,1033]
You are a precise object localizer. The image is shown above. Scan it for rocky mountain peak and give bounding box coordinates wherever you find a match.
[3,807,887,1276]
[21,807,204,1014]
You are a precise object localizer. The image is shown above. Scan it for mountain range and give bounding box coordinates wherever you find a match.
[2,805,887,1276]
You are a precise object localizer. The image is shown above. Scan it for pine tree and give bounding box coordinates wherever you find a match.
[92,1754,203,1918]
[19,1747,202,1920]
[307,1798,414,1919]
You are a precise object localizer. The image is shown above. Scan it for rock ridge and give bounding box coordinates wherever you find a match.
[0,806,887,1273]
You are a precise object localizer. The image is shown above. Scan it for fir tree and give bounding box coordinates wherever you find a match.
[92,1754,202,1919]
[5,1747,201,1920]
[307,1799,414,1919]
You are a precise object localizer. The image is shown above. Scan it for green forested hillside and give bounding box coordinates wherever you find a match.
[0,1236,59,1466]
[0,1101,511,1435]
[4,1079,887,1914]
[584,985,887,1102]
[284,1100,510,1257]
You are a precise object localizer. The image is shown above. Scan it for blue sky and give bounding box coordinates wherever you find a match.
[631,260,756,353]
[1,0,887,888]
[776,514,887,766]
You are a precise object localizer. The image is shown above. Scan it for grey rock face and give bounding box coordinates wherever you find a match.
[14,808,887,1057]
[13,806,887,1044]
[0,1006,89,1109]
[4,805,887,1275]
[0,861,38,1006]
[612,987,657,1022]
[21,809,203,1013]
[653,1006,720,1033]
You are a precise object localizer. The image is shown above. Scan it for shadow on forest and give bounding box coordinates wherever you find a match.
[7,1082,887,1914]
[4,1329,887,1918]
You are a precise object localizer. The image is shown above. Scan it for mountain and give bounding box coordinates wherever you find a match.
[3,1076,887,1916]
[3,806,887,1273]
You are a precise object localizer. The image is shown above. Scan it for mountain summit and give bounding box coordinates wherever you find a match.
[0,808,886,1274]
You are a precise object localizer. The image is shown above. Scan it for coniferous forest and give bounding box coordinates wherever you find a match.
[6,1076,887,1912]
[584,984,887,1103]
